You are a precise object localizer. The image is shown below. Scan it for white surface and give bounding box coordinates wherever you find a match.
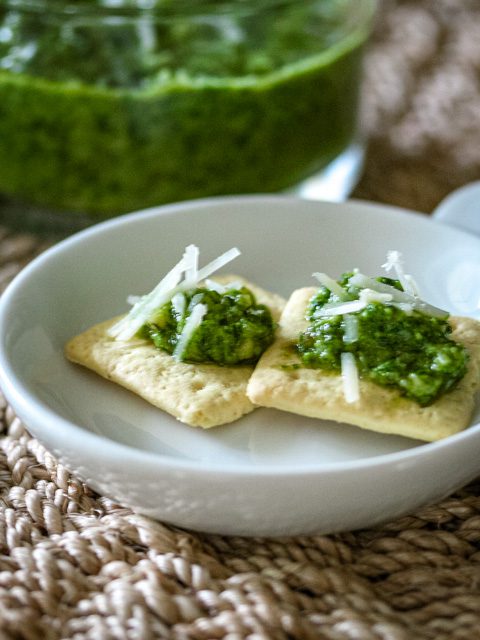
[432,180,480,236]
[0,195,479,536]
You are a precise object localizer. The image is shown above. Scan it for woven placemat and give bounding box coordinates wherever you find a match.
[1,1,480,638]
[353,0,480,213]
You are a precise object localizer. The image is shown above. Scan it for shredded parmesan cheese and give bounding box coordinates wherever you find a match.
[359,288,393,305]
[108,254,188,340]
[312,272,348,299]
[315,299,366,317]
[315,289,393,317]
[183,244,199,288]
[350,272,413,302]
[313,252,446,321]
[391,302,414,315]
[349,272,447,317]
[382,250,419,296]
[196,247,241,282]
[204,278,227,293]
[403,274,420,297]
[343,315,358,343]
[171,292,186,319]
[172,302,207,361]
[204,278,242,293]
[341,352,360,403]
[108,245,240,341]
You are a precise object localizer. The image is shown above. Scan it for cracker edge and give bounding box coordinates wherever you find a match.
[247,287,480,441]
[65,276,285,429]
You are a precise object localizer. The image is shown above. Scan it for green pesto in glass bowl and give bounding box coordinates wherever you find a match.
[0,0,376,233]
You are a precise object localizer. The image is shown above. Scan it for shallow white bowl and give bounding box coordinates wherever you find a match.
[0,195,479,536]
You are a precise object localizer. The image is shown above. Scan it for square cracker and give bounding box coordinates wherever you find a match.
[247,287,480,441]
[65,276,285,429]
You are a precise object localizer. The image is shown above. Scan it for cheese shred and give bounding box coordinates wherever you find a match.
[312,272,348,299]
[343,314,358,344]
[340,352,360,403]
[108,245,240,341]
[382,250,419,296]
[172,302,207,361]
[310,250,449,406]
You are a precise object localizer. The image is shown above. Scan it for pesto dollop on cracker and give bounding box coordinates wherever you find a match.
[247,252,480,441]
[65,245,285,428]
[298,267,468,407]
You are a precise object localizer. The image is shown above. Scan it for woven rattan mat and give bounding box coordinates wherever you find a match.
[1,1,480,638]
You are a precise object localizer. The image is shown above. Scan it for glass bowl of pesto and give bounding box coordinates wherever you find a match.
[0,0,376,233]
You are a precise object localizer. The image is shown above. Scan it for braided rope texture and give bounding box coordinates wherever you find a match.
[1,1,480,637]
[1,392,480,640]
[354,0,480,213]
[1,375,480,640]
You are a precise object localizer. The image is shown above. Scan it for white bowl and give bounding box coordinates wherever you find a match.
[0,195,479,536]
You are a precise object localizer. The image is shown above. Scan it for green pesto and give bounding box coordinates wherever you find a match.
[0,1,371,219]
[138,286,275,365]
[297,273,469,406]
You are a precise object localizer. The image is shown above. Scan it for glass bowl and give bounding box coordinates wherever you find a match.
[0,0,376,232]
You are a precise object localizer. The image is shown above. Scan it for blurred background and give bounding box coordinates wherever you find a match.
[354,0,480,213]
[0,0,479,234]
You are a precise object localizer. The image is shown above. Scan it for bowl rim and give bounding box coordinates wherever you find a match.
[0,193,479,478]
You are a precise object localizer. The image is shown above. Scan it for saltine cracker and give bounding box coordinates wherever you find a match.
[247,287,480,441]
[65,277,285,428]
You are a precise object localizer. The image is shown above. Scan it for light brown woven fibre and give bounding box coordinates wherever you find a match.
[1,398,480,640]
[353,0,480,213]
[1,1,480,638]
